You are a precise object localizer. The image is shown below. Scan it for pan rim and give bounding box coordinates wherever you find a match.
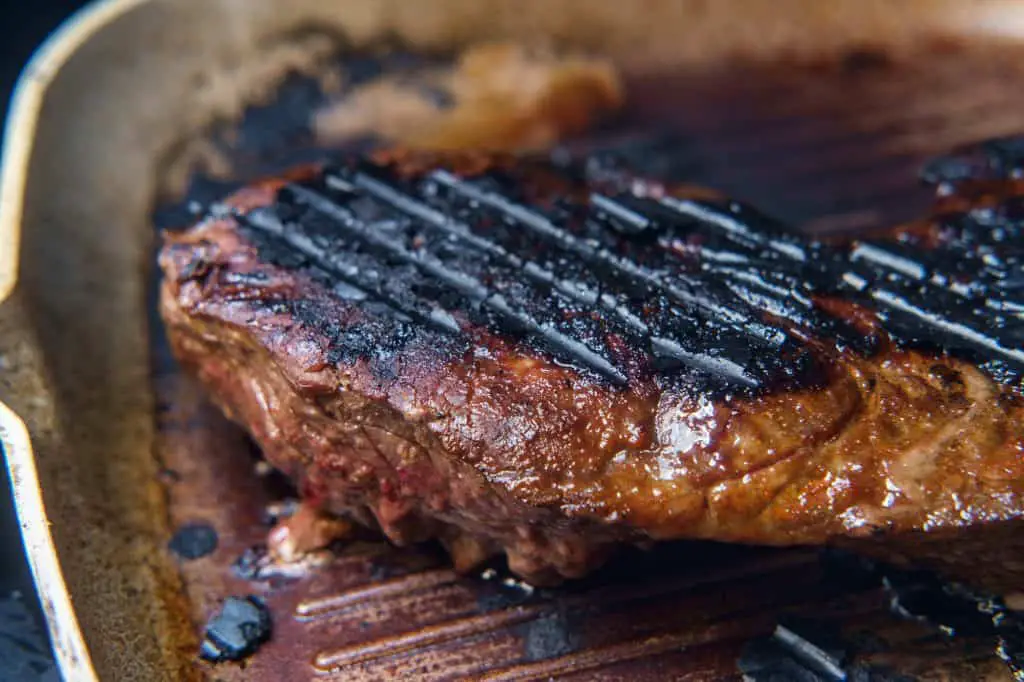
[0,0,150,679]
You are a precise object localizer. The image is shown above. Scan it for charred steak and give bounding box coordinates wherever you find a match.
[159,142,1024,587]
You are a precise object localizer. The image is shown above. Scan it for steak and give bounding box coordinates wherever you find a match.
[159,141,1024,588]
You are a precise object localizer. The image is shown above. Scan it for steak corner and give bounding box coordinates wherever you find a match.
[159,144,1024,587]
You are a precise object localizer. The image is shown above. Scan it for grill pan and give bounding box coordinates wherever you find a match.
[5,1,1024,679]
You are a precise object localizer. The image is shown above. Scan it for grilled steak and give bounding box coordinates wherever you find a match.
[159,141,1024,588]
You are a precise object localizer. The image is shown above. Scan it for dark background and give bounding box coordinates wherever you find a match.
[1,3,90,680]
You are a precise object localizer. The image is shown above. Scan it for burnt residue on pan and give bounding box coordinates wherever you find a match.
[150,40,1024,681]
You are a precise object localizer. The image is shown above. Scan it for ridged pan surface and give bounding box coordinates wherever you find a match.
[154,40,1024,680]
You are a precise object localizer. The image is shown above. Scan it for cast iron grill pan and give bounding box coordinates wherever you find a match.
[152,41,1024,681]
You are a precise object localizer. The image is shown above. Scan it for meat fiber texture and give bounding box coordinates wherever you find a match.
[159,145,1024,590]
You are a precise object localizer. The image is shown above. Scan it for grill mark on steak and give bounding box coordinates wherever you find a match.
[160,138,1024,585]
[347,162,784,389]
[347,172,659,357]
[427,168,796,385]
[284,180,631,385]
[838,240,1024,374]
[231,147,1023,394]
[238,205,464,335]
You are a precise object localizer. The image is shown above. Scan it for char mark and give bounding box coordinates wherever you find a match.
[226,139,1024,389]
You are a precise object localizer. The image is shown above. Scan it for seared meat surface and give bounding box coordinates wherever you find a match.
[159,142,1024,586]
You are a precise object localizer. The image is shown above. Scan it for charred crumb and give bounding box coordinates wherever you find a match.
[771,618,847,681]
[516,609,581,662]
[737,617,909,682]
[199,596,271,663]
[168,522,218,560]
[738,637,841,682]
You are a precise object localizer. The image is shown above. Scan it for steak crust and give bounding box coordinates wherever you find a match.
[159,144,1024,587]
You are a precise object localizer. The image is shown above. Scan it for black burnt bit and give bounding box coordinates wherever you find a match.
[738,614,922,682]
[738,617,848,682]
[222,138,1024,391]
[517,609,581,662]
[168,522,219,561]
[199,596,272,663]
[738,640,841,682]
